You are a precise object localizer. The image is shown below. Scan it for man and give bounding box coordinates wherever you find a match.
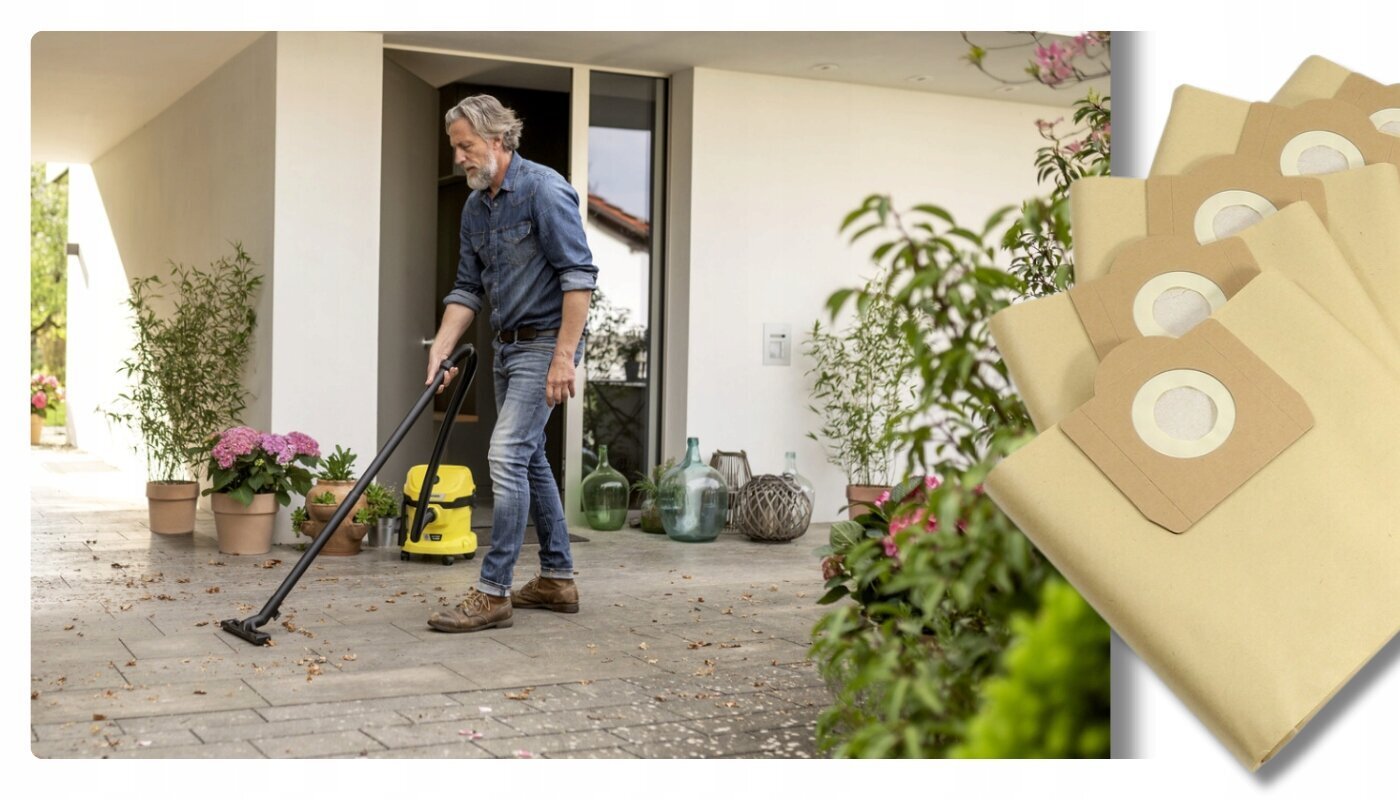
[425,95,597,634]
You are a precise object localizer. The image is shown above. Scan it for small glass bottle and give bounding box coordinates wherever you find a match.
[658,437,729,542]
[580,445,629,531]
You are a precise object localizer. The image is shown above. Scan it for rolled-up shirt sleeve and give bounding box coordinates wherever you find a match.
[444,204,485,312]
[534,176,599,293]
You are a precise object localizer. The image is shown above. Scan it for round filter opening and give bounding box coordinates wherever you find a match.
[1153,386,1218,441]
[1372,108,1400,137]
[1151,288,1214,337]
[1132,272,1228,338]
[1296,144,1351,175]
[1280,130,1366,176]
[1132,369,1237,459]
[1193,190,1277,244]
[1212,204,1265,241]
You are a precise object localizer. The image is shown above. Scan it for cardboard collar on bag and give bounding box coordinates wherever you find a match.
[1238,99,1400,173]
[1069,236,1260,360]
[1334,73,1400,130]
[1059,321,1314,534]
[1144,156,1330,241]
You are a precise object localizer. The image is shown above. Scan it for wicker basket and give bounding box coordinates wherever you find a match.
[733,474,813,542]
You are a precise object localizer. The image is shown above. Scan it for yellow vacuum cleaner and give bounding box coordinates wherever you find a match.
[220,343,479,645]
[400,463,478,565]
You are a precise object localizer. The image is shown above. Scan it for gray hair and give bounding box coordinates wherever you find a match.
[444,95,523,151]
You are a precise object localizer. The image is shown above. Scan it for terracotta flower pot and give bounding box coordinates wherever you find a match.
[308,479,366,522]
[147,481,199,535]
[297,518,369,556]
[30,414,43,446]
[212,492,278,555]
[845,484,892,520]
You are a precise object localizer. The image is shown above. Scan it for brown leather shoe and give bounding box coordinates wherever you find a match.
[428,588,513,633]
[511,576,579,613]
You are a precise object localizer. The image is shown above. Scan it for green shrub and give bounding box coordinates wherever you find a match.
[811,470,1049,757]
[952,577,1111,758]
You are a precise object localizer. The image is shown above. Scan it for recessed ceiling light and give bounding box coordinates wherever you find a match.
[906,75,930,83]
[811,63,839,72]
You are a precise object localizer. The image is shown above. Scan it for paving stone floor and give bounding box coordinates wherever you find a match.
[29,443,835,759]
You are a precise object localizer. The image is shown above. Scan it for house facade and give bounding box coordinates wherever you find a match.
[33,32,1094,542]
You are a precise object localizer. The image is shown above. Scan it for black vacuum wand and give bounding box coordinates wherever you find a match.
[221,342,478,646]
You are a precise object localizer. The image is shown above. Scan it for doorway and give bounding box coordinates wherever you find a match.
[378,48,667,539]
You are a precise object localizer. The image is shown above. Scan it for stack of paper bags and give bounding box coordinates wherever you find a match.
[984,57,1400,771]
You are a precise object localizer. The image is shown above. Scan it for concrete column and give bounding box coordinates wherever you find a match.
[268,32,384,542]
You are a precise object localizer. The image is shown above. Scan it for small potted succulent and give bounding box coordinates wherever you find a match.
[203,427,319,555]
[353,482,400,547]
[633,458,676,534]
[307,445,365,522]
[301,445,369,555]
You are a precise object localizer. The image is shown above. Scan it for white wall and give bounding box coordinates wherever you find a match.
[674,67,1071,521]
[67,33,277,479]
[66,33,386,544]
[268,32,384,542]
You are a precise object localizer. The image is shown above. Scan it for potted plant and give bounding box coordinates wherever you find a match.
[300,445,369,554]
[307,445,365,519]
[104,244,262,535]
[633,457,676,534]
[619,326,648,381]
[353,482,400,547]
[803,272,920,519]
[203,427,319,555]
[30,373,62,446]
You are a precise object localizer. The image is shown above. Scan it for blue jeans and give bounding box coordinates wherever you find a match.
[478,335,584,597]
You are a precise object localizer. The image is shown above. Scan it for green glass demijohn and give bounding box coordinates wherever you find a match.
[658,437,729,542]
[581,445,630,531]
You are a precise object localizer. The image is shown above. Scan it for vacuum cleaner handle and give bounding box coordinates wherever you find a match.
[408,342,476,543]
[221,343,479,646]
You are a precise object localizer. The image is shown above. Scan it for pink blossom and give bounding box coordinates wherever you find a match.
[1033,42,1074,86]
[31,392,47,410]
[874,489,891,508]
[260,433,295,465]
[821,555,844,581]
[286,431,320,459]
[1065,139,1085,154]
[889,508,938,538]
[973,483,985,496]
[923,474,941,492]
[881,535,899,558]
[212,426,261,469]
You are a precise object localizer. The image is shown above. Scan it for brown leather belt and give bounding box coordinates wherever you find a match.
[496,326,559,344]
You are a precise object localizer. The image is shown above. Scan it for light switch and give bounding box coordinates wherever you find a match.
[763,323,792,366]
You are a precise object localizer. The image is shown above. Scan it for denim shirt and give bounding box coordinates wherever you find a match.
[443,153,598,335]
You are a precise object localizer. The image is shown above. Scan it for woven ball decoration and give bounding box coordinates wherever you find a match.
[734,474,813,542]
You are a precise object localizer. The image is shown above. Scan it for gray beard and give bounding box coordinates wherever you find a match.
[466,158,497,191]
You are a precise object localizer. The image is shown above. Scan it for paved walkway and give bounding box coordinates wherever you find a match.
[29,443,833,759]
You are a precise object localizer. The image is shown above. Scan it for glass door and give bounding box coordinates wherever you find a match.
[582,72,666,500]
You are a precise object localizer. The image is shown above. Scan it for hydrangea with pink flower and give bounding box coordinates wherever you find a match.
[30,373,63,418]
[203,426,321,507]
